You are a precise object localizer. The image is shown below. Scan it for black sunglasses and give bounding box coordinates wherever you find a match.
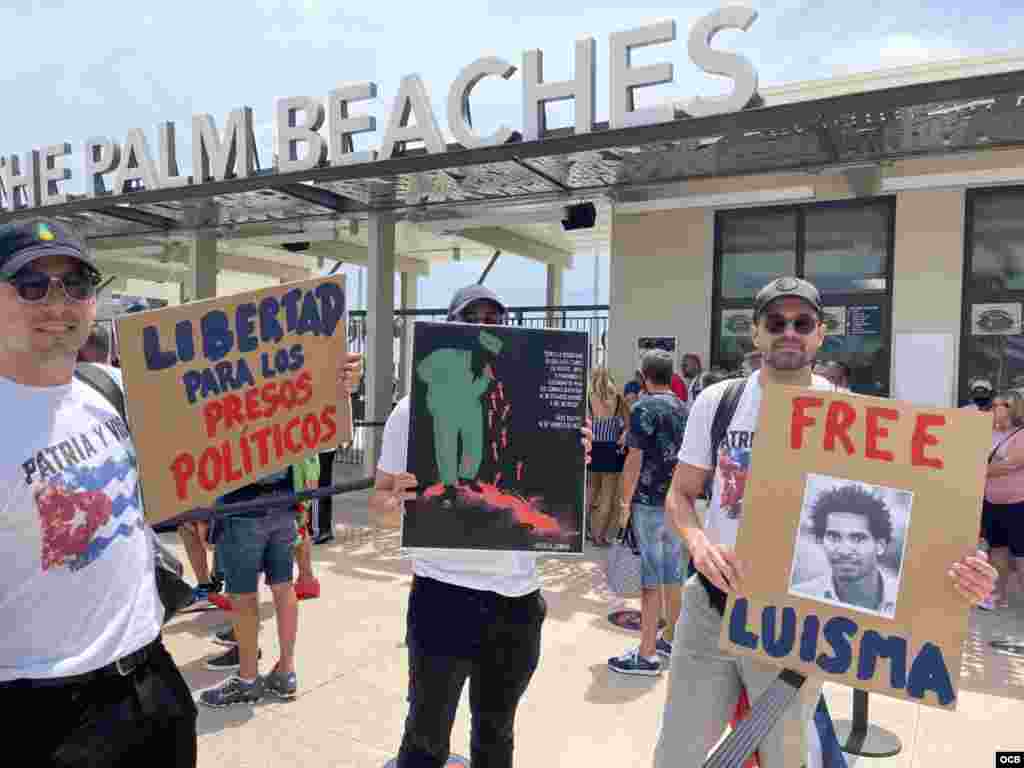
[8,267,101,304]
[763,313,818,335]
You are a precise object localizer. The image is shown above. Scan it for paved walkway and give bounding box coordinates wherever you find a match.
[161,490,1024,767]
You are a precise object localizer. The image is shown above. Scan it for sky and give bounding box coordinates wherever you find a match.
[1,0,1018,310]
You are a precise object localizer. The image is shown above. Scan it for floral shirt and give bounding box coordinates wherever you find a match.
[626,392,687,506]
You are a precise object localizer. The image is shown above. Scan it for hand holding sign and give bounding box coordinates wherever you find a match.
[949,550,997,605]
[689,528,746,595]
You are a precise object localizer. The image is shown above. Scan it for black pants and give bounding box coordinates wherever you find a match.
[5,638,197,767]
[316,450,336,536]
[397,577,546,768]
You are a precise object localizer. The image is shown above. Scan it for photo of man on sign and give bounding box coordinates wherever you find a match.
[790,475,912,620]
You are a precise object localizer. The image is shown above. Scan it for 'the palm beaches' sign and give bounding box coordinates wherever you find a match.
[0,6,761,211]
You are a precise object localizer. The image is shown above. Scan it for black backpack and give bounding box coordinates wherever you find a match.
[74,363,194,624]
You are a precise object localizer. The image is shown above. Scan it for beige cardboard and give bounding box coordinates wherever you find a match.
[718,385,990,711]
[115,274,351,524]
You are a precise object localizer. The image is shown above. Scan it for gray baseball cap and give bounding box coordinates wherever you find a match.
[0,220,97,279]
[447,285,507,321]
[753,276,823,320]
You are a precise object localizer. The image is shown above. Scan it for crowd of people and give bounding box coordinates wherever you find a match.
[0,217,1000,768]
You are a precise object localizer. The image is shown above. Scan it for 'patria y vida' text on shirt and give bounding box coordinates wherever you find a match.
[0,366,161,681]
[678,370,835,550]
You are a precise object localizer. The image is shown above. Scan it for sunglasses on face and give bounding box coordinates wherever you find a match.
[7,268,101,304]
[762,313,818,335]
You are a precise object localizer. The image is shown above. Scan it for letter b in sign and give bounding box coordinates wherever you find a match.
[201,311,234,362]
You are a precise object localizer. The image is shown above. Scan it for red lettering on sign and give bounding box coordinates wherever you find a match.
[790,397,824,449]
[170,453,195,501]
[911,414,945,469]
[824,402,857,455]
[865,407,899,462]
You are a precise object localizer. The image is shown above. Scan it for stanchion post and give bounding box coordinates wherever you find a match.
[832,689,902,758]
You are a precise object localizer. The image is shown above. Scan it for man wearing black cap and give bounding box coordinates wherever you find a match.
[370,284,592,768]
[0,220,198,765]
[651,276,998,768]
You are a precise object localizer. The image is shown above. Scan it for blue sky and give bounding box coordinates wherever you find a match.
[1,0,1016,309]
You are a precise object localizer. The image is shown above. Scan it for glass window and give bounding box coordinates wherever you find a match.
[719,211,796,298]
[804,205,890,293]
[970,191,1024,293]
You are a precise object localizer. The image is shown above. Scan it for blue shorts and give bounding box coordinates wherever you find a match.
[631,502,687,588]
[218,513,297,595]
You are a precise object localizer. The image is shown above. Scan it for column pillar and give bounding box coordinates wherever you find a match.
[398,271,418,399]
[185,202,219,301]
[546,263,563,327]
[363,212,396,476]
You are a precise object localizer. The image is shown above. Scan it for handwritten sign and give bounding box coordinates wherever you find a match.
[115,275,351,524]
[718,386,990,711]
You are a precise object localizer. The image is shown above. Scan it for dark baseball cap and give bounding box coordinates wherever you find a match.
[447,284,507,321]
[753,276,822,320]
[0,220,97,280]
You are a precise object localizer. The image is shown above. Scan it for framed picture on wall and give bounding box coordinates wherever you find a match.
[721,309,754,338]
[972,303,1022,336]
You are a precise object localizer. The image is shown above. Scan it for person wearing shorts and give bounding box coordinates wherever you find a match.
[608,349,688,676]
[198,470,301,707]
[981,390,1024,609]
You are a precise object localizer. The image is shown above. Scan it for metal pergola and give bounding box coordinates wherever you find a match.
[3,69,1024,239]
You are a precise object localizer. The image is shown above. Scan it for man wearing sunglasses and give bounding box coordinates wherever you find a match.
[370,284,593,768]
[651,276,998,768]
[0,220,197,765]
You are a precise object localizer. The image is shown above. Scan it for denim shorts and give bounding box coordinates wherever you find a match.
[631,502,687,588]
[217,512,296,594]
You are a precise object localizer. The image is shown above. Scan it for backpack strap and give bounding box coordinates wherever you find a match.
[74,363,128,427]
[695,376,749,613]
[707,377,748,474]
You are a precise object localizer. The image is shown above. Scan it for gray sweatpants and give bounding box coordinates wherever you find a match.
[653,575,823,768]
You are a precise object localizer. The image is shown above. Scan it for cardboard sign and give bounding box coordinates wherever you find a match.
[115,275,351,524]
[403,322,588,555]
[718,386,990,711]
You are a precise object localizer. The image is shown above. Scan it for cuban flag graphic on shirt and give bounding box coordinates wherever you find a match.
[36,455,142,572]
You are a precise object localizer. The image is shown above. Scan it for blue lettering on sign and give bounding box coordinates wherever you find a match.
[315,282,345,336]
[201,311,234,362]
[259,297,284,344]
[857,631,907,689]
[236,302,259,353]
[799,615,820,663]
[724,603,955,706]
[143,326,177,371]
[907,643,955,705]
[140,283,343,375]
[289,344,305,370]
[761,606,797,658]
[817,617,857,674]
[728,598,759,649]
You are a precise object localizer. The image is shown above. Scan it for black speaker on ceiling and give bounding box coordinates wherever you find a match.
[561,202,597,231]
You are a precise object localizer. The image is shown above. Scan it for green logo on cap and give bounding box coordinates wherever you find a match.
[35,222,56,242]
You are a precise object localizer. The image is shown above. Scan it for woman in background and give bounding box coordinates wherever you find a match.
[981,389,1024,610]
[587,368,629,546]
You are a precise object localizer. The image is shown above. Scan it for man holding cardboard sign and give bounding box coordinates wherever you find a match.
[0,220,197,766]
[651,276,997,768]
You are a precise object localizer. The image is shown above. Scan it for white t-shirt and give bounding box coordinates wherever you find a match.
[0,366,162,681]
[678,370,835,550]
[377,396,540,597]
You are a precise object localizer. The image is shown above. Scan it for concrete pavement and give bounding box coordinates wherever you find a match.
[160,490,1024,767]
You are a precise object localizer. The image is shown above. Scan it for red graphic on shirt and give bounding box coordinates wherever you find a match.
[423,482,562,534]
[36,483,113,570]
[717,450,749,519]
